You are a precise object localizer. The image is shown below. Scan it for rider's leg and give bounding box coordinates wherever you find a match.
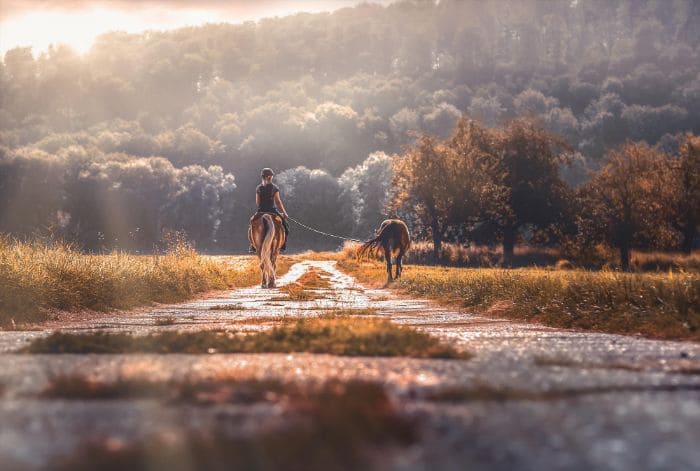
[281,217,289,251]
[270,209,289,251]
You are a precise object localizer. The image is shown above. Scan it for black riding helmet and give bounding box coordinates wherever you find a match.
[261,168,274,178]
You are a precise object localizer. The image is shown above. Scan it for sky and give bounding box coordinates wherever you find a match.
[0,0,393,55]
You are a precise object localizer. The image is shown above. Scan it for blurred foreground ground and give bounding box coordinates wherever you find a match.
[1,260,699,470]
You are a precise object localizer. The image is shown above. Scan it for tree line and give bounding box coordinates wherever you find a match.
[392,116,699,269]
[0,0,698,252]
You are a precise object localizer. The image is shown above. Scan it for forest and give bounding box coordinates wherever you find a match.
[1,0,699,255]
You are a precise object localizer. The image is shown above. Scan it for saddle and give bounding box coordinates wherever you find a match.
[248,212,286,251]
[250,212,283,225]
[248,211,284,232]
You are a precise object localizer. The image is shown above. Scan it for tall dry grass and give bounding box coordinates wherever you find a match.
[628,251,700,272]
[404,241,560,267]
[338,239,700,272]
[0,237,284,326]
[337,256,700,341]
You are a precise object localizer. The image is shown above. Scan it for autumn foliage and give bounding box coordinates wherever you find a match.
[580,142,673,270]
[392,117,698,269]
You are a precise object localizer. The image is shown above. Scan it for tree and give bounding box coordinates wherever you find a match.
[391,134,461,262]
[275,166,353,251]
[669,133,700,253]
[163,165,236,249]
[0,147,65,238]
[62,157,180,251]
[488,117,572,265]
[583,142,673,270]
[339,152,394,238]
[2,47,37,118]
[391,117,501,262]
[446,117,505,243]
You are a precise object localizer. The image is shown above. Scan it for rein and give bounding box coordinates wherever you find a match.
[287,216,364,243]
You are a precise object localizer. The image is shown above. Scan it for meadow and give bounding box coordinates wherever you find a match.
[336,248,700,341]
[398,241,700,272]
[0,237,292,327]
[3,236,699,342]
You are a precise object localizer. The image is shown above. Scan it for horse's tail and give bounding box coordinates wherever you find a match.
[260,214,275,281]
[357,223,391,260]
[399,221,411,253]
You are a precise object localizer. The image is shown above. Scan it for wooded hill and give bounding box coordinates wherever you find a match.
[1,0,698,252]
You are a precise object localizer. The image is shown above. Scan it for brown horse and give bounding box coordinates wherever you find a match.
[358,219,411,284]
[248,213,286,288]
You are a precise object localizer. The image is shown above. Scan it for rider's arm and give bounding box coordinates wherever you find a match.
[256,192,260,207]
[274,192,288,218]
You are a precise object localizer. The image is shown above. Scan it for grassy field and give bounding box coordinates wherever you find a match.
[5,235,699,342]
[336,256,700,341]
[0,238,293,327]
[380,241,700,271]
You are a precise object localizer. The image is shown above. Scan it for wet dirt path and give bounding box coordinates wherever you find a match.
[1,260,700,470]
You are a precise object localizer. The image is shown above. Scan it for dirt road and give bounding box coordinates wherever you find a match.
[1,260,700,470]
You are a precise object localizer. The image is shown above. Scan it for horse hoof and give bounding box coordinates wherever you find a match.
[268,282,276,289]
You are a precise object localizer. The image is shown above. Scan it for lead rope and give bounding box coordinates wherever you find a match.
[286,215,364,243]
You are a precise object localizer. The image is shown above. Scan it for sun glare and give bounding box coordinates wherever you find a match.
[0,1,378,57]
[0,7,224,56]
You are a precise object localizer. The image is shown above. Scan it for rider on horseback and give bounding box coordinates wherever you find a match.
[250,168,289,253]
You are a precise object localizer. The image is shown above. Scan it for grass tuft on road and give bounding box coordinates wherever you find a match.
[296,267,333,288]
[23,315,467,358]
[272,282,324,301]
[208,304,246,310]
[270,267,333,301]
[337,258,700,341]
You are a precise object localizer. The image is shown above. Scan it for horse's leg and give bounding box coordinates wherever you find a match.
[384,246,393,284]
[259,256,268,288]
[268,253,277,288]
[260,265,266,287]
[396,245,406,279]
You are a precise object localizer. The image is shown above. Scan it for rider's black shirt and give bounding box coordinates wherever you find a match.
[256,183,279,212]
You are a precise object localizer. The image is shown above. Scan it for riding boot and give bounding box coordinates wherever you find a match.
[281,219,289,252]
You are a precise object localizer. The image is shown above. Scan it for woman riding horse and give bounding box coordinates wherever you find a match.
[248,168,290,288]
[249,168,289,253]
